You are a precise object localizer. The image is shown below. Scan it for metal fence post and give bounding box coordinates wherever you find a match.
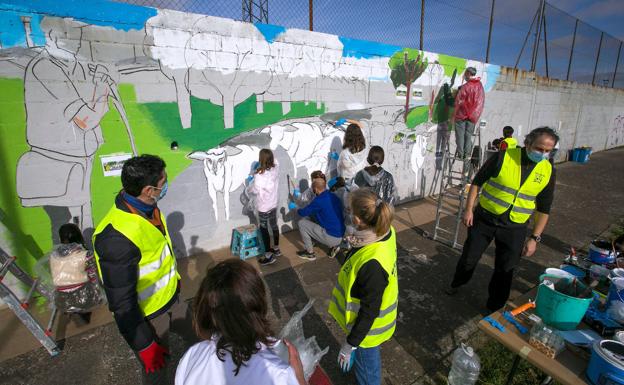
[530,0,545,72]
[309,0,313,31]
[566,19,578,81]
[592,32,604,86]
[612,41,622,88]
[542,6,549,77]
[485,0,496,63]
[420,0,425,51]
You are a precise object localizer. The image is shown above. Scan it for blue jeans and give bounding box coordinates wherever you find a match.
[353,345,381,385]
[454,119,476,158]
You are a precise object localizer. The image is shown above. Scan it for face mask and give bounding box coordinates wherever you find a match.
[151,181,168,202]
[527,150,550,163]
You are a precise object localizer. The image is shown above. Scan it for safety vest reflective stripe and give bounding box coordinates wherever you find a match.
[331,287,398,317]
[138,245,171,277]
[138,264,177,302]
[481,188,509,209]
[511,206,534,214]
[487,180,517,195]
[331,297,398,334]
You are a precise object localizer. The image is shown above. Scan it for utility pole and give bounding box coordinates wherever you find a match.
[242,0,269,24]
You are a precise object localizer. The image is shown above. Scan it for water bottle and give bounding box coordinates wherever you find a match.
[448,343,480,385]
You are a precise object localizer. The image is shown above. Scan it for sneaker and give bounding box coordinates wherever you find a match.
[270,248,282,257]
[329,246,341,259]
[258,255,276,266]
[296,250,317,261]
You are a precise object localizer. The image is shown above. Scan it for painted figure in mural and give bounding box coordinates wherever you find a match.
[93,155,195,385]
[15,18,133,238]
[446,127,558,312]
[453,67,485,159]
[353,146,398,206]
[337,121,368,184]
[175,260,307,385]
[329,188,398,385]
[247,149,282,266]
[293,178,345,261]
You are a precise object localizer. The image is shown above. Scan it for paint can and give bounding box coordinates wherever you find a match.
[589,240,618,265]
[587,340,624,385]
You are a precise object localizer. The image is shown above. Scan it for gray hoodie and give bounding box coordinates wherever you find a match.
[353,168,398,206]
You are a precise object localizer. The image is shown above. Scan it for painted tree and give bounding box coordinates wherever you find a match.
[389,49,428,122]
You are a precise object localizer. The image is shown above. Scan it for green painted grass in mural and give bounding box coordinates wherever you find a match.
[0,78,324,275]
[406,105,430,129]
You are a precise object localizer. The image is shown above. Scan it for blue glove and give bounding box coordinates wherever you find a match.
[330,152,339,160]
[338,342,356,372]
[327,177,337,189]
[252,161,260,170]
[335,118,347,126]
[293,188,301,198]
[288,201,297,210]
[246,175,254,183]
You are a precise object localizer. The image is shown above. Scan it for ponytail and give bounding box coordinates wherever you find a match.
[350,189,394,236]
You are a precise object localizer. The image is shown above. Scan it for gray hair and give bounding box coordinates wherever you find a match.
[524,126,560,147]
[465,67,477,76]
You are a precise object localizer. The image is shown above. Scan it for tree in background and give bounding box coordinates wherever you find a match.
[389,49,428,122]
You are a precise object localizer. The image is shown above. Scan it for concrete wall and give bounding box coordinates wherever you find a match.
[1,0,623,298]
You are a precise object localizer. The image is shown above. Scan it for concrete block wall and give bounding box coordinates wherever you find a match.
[0,0,623,301]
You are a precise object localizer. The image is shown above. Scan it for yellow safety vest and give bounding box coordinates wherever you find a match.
[328,227,398,348]
[503,137,518,149]
[93,206,180,317]
[479,148,552,223]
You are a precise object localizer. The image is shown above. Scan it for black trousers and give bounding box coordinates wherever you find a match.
[450,214,528,311]
[258,208,279,251]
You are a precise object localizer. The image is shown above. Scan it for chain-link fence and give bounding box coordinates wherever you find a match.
[116,0,624,89]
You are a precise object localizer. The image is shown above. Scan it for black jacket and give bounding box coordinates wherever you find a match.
[94,193,178,351]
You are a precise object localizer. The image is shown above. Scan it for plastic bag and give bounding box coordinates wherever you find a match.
[273,300,329,379]
[36,243,105,313]
[240,185,256,216]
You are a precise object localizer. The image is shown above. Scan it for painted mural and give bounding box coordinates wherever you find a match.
[1,0,621,291]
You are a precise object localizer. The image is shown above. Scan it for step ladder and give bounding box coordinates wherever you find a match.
[432,120,485,250]
[230,224,265,260]
[0,247,60,356]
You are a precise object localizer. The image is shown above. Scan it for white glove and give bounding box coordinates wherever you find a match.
[337,342,356,372]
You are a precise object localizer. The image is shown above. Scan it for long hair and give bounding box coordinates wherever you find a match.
[256,148,275,174]
[365,145,385,176]
[350,188,394,236]
[192,259,274,375]
[342,123,366,154]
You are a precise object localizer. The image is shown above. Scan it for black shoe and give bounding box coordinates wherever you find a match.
[296,250,317,261]
[270,248,282,257]
[258,255,276,266]
[445,286,459,296]
[329,246,340,259]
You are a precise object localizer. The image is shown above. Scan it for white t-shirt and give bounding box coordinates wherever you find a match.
[175,339,299,385]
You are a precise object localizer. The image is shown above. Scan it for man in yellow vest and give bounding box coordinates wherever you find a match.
[499,125,518,151]
[93,155,191,384]
[446,127,558,311]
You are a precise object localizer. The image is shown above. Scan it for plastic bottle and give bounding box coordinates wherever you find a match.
[448,343,480,385]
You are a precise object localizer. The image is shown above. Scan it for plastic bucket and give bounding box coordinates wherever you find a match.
[608,278,624,305]
[589,240,618,264]
[535,274,593,330]
[587,340,624,385]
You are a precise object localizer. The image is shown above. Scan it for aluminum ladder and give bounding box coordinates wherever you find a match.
[432,120,485,250]
[0,246,60,356]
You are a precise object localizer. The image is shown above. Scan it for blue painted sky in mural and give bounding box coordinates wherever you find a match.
[0,0,156,48]
[254,23,286,43]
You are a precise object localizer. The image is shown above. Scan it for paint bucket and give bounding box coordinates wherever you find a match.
[611,269,624,279]
[587,340,624,385]
[589,240,619,265]
[607,278,624,306]
[559,264,586,279]
[535,274,593,331]
[544,268,575,279]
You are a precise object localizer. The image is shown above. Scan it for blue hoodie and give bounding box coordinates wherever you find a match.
[297,190,345,238]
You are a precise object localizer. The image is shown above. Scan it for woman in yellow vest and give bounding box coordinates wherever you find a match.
[328,189,398,385]
[446,127,558,311]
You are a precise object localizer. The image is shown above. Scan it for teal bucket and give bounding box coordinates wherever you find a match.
[535,274,593,330]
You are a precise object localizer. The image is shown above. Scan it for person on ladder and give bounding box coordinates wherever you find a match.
[453,67,485,160]
[93,155,194,384]
[445,127,558,312]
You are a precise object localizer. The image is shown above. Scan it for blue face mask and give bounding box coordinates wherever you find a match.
[527,151,550,163]
[152,181,168,202]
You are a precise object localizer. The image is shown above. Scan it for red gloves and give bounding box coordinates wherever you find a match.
[138,341,169,373]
